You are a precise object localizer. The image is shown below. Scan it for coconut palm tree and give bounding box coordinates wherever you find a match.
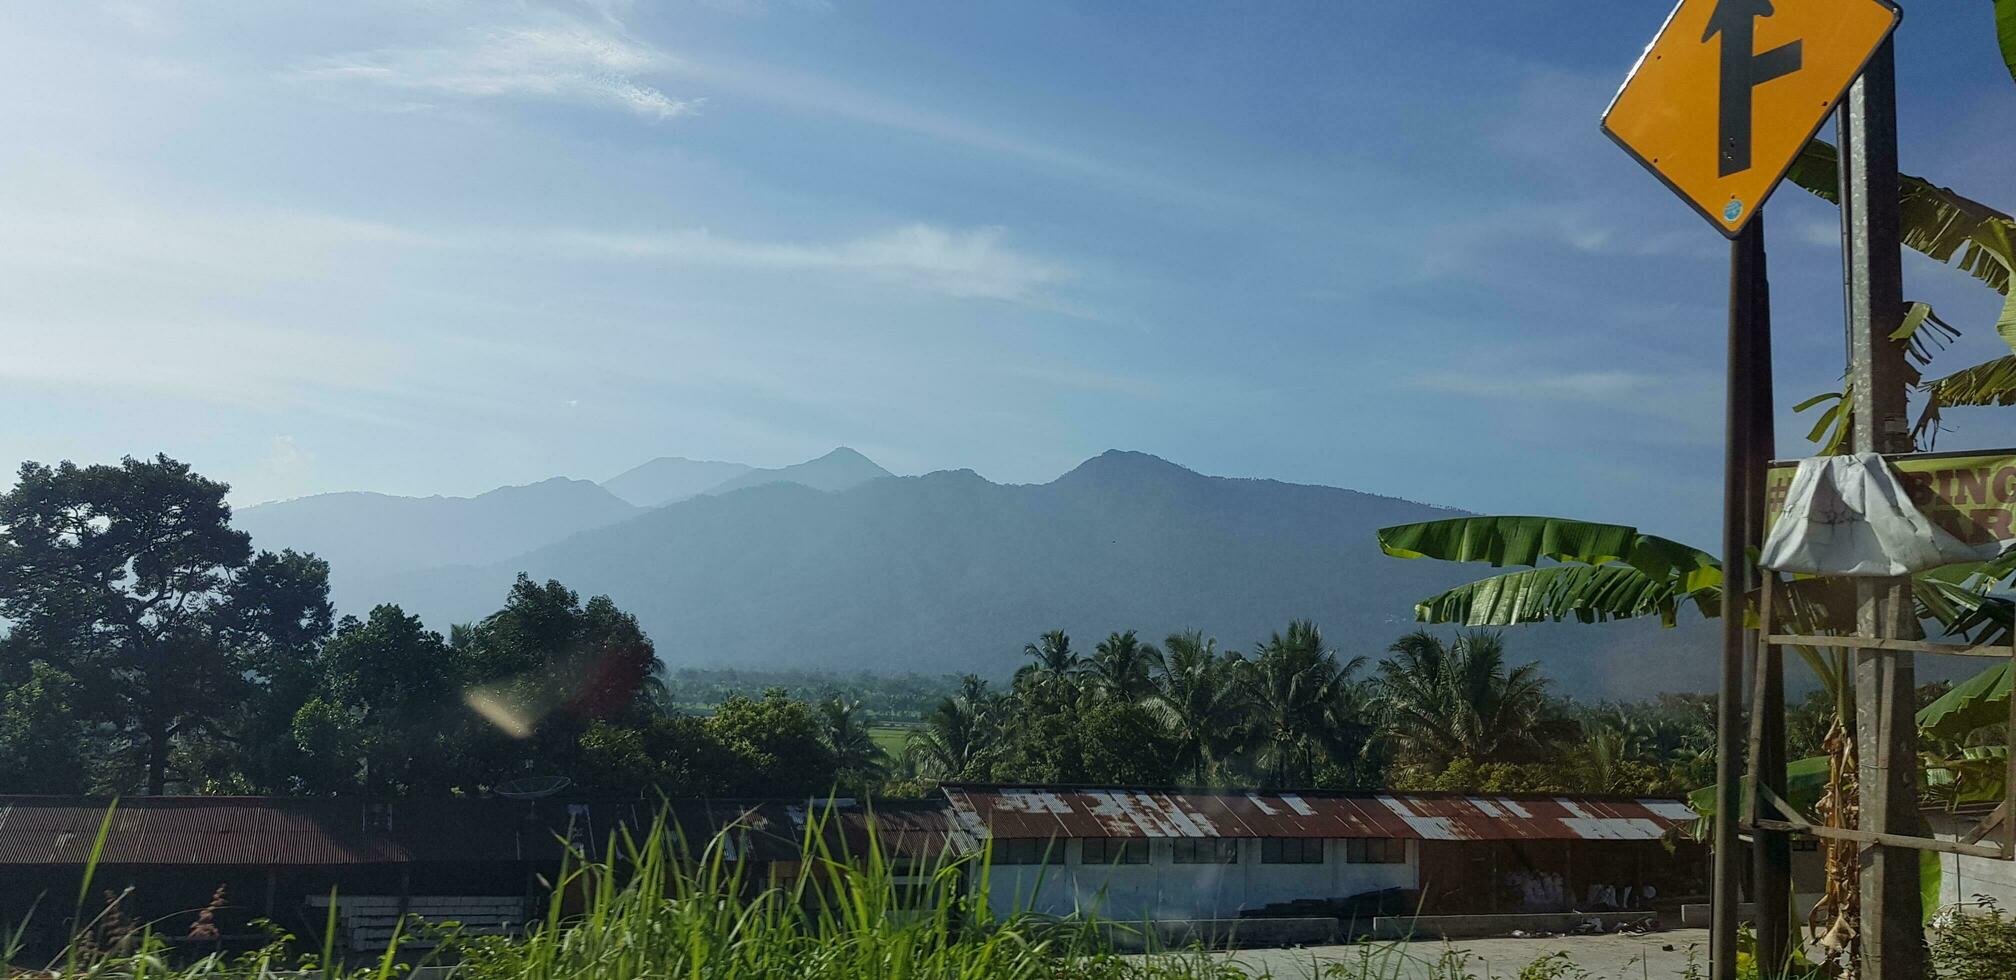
[1373,630,1574,771]
[1243,620,1368,787]
[819,696,886,790]
[1147,631,1251,783]
[904,675,998,781]
[1014,629,1083,695]
[1088,629,1158,702]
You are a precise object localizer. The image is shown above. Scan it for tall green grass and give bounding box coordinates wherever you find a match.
[3,802,1694,979]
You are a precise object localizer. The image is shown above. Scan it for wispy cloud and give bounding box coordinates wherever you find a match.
[294,20,694,120]
[1402,366,1722,444]
[1406,369,1673,401]
[553,223,1069,302]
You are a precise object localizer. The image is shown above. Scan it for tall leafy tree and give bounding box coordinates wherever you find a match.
[0,455,331,793]
[294,605,458,795]
[454,575,663,784]
[705,689,838,796]
[0,657,91,794]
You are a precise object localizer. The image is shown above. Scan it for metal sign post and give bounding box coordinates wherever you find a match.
[1712,218,1764,980]
[1839,36,1923,980]
[1604,2,1905,976]
[1742,224,1792,976]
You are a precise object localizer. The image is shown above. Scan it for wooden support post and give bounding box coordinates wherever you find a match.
[1840,35,1924,980]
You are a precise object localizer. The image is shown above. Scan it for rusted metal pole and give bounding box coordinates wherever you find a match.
[1839,35,1924,980]
[1712,217,1761,980]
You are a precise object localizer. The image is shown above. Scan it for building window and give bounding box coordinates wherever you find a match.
[1260,838,1325,864]
[1079,838,1148,865]
[992,838,1064,865]
[1171,838,1238,864]
[1344,838,1405,864]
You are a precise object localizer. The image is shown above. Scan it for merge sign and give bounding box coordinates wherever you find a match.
[1602,0,1899,236]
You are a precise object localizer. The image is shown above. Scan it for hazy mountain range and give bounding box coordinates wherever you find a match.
[237,448,1717,696]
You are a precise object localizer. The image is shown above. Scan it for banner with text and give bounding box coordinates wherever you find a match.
[1766,449,2016,545]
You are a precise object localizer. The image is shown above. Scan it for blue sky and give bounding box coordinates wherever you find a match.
[2,1,2012,548]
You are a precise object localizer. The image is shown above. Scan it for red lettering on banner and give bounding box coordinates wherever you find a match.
[1903,471,1937,506]
[1982,509,2014,542]
[1938,469,1957,503]
[1996,467,2016,503]
[1956,468,1991,505]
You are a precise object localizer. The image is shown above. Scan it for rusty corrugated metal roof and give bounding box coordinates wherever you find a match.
[0,797,818,866]
[941,785,1696,843]
[789,799,963,863]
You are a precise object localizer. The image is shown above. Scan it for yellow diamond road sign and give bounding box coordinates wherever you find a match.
[1602,0,1899,237]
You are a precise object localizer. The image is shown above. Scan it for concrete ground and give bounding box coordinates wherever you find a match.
[1197,927,1712,979]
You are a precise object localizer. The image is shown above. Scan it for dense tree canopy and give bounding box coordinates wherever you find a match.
[0,454,1737,803]
[0,455,333,793]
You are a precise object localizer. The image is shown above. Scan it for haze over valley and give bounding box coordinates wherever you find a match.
[238,447,1715,696]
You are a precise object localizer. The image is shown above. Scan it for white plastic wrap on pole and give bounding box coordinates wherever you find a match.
[1759,453,2006,575]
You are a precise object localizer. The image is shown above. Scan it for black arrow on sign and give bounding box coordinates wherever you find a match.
[1703,0,1803,177]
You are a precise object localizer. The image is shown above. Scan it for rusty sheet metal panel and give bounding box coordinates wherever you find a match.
[941,785,1697,842]
[791,800,961,862]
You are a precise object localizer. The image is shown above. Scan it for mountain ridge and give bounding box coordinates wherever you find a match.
[601,457,755,507]
[699,447,893,496]
[338,450,1711,696]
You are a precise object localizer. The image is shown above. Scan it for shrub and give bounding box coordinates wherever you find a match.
[1930,898,2016,980]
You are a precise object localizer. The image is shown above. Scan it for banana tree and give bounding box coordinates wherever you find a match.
[1376,515,2015,944]
[1785,140,2016,449]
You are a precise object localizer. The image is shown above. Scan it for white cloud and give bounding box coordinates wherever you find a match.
[239,434,319,504]
[551,223,1070,302]
[1406,369,1670,401]
[295,20,694,120]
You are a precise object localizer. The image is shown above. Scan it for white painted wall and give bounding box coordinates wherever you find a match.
[981,838,1418,923]
[1929,813,2016,913]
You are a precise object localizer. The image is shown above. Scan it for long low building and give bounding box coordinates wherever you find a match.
[942,784,1705,926]
[0,786,1701,956]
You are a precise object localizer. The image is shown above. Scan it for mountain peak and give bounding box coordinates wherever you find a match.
[700,447,893,497]
[602,457,755,507]
[1057,450,1200,484]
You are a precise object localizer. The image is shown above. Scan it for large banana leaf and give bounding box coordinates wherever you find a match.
[1409,563,1712,628]
[1925,355,2016,408]
[1376,516,1722,593]
[1919,662,2014,745]
[1999,0,2016,86]
[1688,754,1832,819]
[1789,139,2016,427]
[1787,140,2015,296]
[1925,745,2010,806]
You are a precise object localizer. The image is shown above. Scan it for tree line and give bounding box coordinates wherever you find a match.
[0,455,872,799]
[892,623,1729,798]
[2,454,1750,801]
